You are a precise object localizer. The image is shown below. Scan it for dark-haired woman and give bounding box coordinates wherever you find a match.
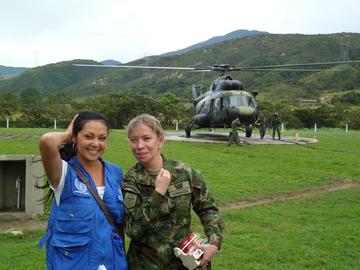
[38,112,127,270]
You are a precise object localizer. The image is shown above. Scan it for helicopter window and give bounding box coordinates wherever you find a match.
[248,97,256,108]
[198,101,207,113]
[229,95,256,108]
[213,98,223,111]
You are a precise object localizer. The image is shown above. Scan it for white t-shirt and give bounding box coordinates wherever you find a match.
[49,160,107,270]
[50,160,106,206]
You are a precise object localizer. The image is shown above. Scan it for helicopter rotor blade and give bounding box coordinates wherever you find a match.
[73,59,360,73]
[191,69,212,72]
[234,68,325,72]
[234,60,360,70]
[73,64,197,70]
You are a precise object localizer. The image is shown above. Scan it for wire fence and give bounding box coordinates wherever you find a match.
[0,119,187,130]
[0,120,67,129]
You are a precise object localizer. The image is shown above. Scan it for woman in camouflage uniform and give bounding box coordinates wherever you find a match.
[122,114,224,270]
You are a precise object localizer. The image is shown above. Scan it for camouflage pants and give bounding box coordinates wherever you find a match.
[228,131,240,146]
[272,126,281,140]
[259,126,266,139]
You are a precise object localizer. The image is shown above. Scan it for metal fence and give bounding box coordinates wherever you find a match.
[0,120,68,129]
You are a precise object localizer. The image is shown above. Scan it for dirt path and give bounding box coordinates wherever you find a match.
[0,217,47,233]
[221,179,359,210]
[0,180,358,233]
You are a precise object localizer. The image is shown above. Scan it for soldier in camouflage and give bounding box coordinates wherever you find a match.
[271,112,282,140]
[228,117,241,146]
[255,114,266,139]
[122,114,224,270]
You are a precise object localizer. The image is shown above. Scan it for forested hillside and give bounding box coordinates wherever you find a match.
[1,32,360,102]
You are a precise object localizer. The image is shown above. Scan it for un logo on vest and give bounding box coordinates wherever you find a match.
[74,177,89,194]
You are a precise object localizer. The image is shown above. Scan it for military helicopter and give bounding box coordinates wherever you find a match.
[74,60,360,138]
[185,64,258,138]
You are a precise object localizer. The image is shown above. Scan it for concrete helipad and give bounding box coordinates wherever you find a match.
[165,132,318,145]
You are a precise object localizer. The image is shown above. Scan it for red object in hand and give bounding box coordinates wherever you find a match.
[178,233,204,260]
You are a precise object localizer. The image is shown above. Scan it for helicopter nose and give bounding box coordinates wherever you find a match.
[237,106,256,116]
[228,106,255,118]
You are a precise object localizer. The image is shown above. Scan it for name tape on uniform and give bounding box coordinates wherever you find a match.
[168,181,191,198]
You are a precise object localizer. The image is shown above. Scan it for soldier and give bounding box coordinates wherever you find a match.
[271,112,282,140]
[122,114,224,270]
[255,114,266,139]
[228,117,241,146]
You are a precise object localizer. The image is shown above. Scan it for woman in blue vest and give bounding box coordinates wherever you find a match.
[38,111,128,270]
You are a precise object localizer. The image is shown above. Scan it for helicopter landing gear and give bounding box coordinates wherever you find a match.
[185,122,197,138]
[245,126,252,138]
[185,125,192,138]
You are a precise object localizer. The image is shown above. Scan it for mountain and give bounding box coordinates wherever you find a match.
[0,32,360,102]
[0,65,29,75]
[101,59,121,65]
[161,29,269,57]
[0,59,107,96]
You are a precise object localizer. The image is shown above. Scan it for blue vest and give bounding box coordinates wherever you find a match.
[39,157,128,270]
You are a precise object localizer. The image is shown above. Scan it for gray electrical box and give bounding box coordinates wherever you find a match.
[0,155,44,216]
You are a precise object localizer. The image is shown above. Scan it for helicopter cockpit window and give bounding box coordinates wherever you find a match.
[198,100,207,113]
[213,98,223,111]
[229,95,256,108]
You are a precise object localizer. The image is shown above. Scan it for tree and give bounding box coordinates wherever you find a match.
[87,92,166,129]
[346,107,360,129]
[19,88,50,127]
[159,92,184,128]
[332,91,360,105]
[43,92,76,128]
[0,93,19,118]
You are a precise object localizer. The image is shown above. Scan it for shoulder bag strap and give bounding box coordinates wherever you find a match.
[70,164,125,241]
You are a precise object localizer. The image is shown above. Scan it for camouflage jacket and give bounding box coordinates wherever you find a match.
[231,118,241,132]
[255,116,266,127]
[122,157,224,270]
[271,115,282,128]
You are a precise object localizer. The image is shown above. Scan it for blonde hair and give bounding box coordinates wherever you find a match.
[127,114,164,138]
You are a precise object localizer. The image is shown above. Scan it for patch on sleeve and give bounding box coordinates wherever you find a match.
[124,193,138,208]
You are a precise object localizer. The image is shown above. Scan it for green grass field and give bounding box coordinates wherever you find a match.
[0,127,359,269]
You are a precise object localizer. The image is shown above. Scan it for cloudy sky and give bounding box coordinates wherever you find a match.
[1,0,359,67]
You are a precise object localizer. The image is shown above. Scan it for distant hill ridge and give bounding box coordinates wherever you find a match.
[0,29,264,73]
[162,29,269,56]
[101,59,121,65]
[0,65,29,75]
[1,31,360,102]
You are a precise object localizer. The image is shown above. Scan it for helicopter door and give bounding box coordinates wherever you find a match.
[210,97,225,123]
